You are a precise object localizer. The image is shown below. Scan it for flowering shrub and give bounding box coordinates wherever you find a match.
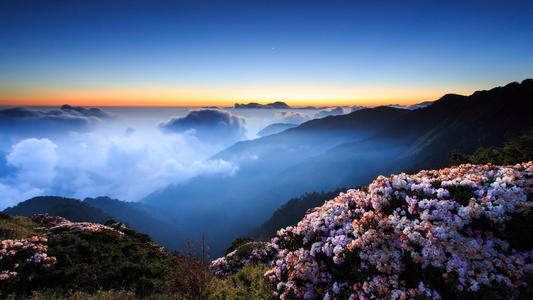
[32,213,124,236]
[0,236,56,281]
[31,214,70,227]
[210,241,278,277]
[265,162,533,299]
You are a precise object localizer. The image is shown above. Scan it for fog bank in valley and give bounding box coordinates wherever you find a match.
[0,105,329,208]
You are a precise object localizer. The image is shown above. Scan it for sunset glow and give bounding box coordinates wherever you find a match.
[1,1,532,107]
[0,83,487,107]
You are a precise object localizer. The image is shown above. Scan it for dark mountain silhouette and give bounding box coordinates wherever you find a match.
[257,123,297,137]
[234,101,290,109]
[214,106,408,165]
[267,79,533,193]
[4,196,113,224]
[374,79,533,168]
[3,196,185,251]
[407,100,434,110]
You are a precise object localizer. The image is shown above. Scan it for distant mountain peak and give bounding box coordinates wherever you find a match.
[257,123,298,137]
[234,101,290,109]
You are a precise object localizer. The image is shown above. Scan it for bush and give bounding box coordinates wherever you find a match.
[266,162,533,299]
[451,130,533,165]
[204,264,274,300]
[0,223,177,298]
[28,290,137,300]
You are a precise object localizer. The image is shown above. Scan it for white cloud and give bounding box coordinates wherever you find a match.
[314,106,345,119]
[6,138,58,187]
[0,182,43,209]
[51,130,238,202]
[0,138,58,209]
[159,109,246,146]
[0,106,328,208]
[275,111,310,124]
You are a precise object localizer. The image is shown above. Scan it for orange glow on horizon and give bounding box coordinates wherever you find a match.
[0,84,474,107]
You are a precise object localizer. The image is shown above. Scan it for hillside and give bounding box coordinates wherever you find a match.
[212,161,533,299]
[2,163,532,299]
[4,196,113,224]
[270,79,533,189]
[0,214,176,298]
[373,79,533,168]
[257,123,298,137]
[83,196,185,250]
[254,129,533,245]
[0,213,273,299]
[211,106,408,169]
[142,79,533,256]
[3,196,185,252]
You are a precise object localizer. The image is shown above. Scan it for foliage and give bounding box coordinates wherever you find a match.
[26,289,137,300]
[204,263,274,300]
[211,241,278,277]
[451,130,533,166]
[0,229,172,298]
[161,236,212,300]
[266,162,533,299]
[0,213,41,239]
[0,236,56,289]
[0,214,219,299]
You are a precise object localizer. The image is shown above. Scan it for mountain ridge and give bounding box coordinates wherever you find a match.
[144,79,533,255]
[3,196,185,251]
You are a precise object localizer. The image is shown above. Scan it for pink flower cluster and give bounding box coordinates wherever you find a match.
[0,236,56,280]
[32,214,124,236]
[31,214,70,227]
[210,241,278,277]
[265,162,533,299]
[48,222,125,236]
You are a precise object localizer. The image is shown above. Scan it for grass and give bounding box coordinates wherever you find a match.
[0,212,42,239]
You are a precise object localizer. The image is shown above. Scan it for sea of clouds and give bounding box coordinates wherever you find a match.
[0,105,349,208]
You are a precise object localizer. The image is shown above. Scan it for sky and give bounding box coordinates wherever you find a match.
[1,0,533,106]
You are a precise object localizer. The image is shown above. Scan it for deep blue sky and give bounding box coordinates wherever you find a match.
[1,0,532,106]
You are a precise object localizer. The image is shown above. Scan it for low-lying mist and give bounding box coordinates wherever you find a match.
[0,105,346,208]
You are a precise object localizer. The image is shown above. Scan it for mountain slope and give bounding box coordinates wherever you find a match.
[372,79,533,167]
[214,106,408,164]
[0,214,183,298]
[3,196,185,251]
[265,79,533,191]
[4,196,113,224]
[257,123,298,137]
[84,196,185,250]
[143,79,533,256]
